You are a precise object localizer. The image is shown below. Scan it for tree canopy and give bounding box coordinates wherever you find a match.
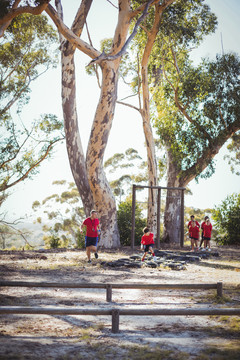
[0,13,63,199]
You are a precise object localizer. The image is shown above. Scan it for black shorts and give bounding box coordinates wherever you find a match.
[85,236,98,247]
[203,236,211,241]
[144,244,154,252]
[190,237,199,240]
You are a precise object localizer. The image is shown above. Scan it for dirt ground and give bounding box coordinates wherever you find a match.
[0,244,240,360]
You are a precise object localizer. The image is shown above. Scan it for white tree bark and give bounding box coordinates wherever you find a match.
[163,148,182,244]
[57,0,94,216]
[86,1,133,248]
[86,62,121,247]
[140,3,163,239]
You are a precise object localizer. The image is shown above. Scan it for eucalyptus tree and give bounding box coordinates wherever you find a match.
[117,0,217,241]
[0,0,176,248]
[153,52,240,242]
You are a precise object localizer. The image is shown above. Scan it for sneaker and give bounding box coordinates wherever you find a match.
[208,248,211,251]
[153,256,157,261]
[94,252,98,259]
[201,248,206,251]
[88,259,92,263]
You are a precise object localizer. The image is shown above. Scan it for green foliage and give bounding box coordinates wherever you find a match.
[212,193,240,245]
[33,181,85,248]
[121,1,240,187]
[0,14,58,115]
[224,132,240,175]
[0,1,49,20]
[0,14,62,199]
[153,50,240,183]
[117,197,146,246]
[104,148,147,203]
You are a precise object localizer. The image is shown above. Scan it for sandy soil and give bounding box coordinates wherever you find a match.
[0,245,240,359]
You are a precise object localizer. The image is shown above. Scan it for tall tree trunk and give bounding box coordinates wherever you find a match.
[140,4,163,239]
[57,0,94,216]
[86,63,121,248]
[61,48,94,216]
[163,147,182,244]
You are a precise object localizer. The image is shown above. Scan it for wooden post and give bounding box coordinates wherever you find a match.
[156,188,161,249]
[180,189,185,247]
[131,184,136,251]
[217,282,223,297]
[106,284,112,302]
[112,309,120,333]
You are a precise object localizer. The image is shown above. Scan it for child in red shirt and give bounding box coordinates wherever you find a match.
[202,218,212,251]
[189,220,200,251]
[141,227,157,262]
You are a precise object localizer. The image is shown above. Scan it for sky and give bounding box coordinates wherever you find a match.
[2,0,240,224]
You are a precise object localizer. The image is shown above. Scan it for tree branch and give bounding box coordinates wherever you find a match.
[130,0,175,18]
[161,58,212,141]
[0,1,50,37]
[88,0,155,66]
[180,122,240,185]
[0,137,64,193]
[45,4,100,59]
[117,100,140,112]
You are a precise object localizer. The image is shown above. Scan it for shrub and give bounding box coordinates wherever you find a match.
[213,193,240,245]
[117,198,146,246]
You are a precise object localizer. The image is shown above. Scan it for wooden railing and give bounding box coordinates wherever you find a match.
[0,306,239,333]
[0,281,223,302]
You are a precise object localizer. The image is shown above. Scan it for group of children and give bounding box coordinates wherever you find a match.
[82,210,212,263]
[188,215,212,252]
[140,215,212,262]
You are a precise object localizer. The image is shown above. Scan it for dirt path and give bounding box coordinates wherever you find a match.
[0,246,240,359]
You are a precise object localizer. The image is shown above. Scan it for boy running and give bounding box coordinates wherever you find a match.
[141,227,157,262]
[81,210,101,263]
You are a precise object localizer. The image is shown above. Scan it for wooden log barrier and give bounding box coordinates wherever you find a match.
[0,281,223,302]
[0,306,239,334]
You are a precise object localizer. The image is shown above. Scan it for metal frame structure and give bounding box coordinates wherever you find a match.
[131,184,185,249]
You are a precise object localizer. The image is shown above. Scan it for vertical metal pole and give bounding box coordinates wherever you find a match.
[180,189,185,247]
[217,282,223,297]
[131,185,136,251]
[156,188,161,249]
[106,284,112,302]
[112,309,120,333]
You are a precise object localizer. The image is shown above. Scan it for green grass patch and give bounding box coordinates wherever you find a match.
[123,345,189,360]
[196,344,240,360]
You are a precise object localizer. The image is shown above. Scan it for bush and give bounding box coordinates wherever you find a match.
[213,193,240,245]
[117,198,146,246]
[75,230,86,249]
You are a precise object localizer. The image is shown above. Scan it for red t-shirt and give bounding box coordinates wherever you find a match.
[141,232,154,245]
[83,217,99,237]
[189,225,200,239]
[202,223,212,238]
[188,220,200,228]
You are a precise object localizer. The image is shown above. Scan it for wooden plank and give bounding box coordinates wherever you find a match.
[0,307,112,315]
[0,281,106,288]
[0,281,219,290]
[120,308,240,316]
[0,306,239,316]
[109,283,219,290]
